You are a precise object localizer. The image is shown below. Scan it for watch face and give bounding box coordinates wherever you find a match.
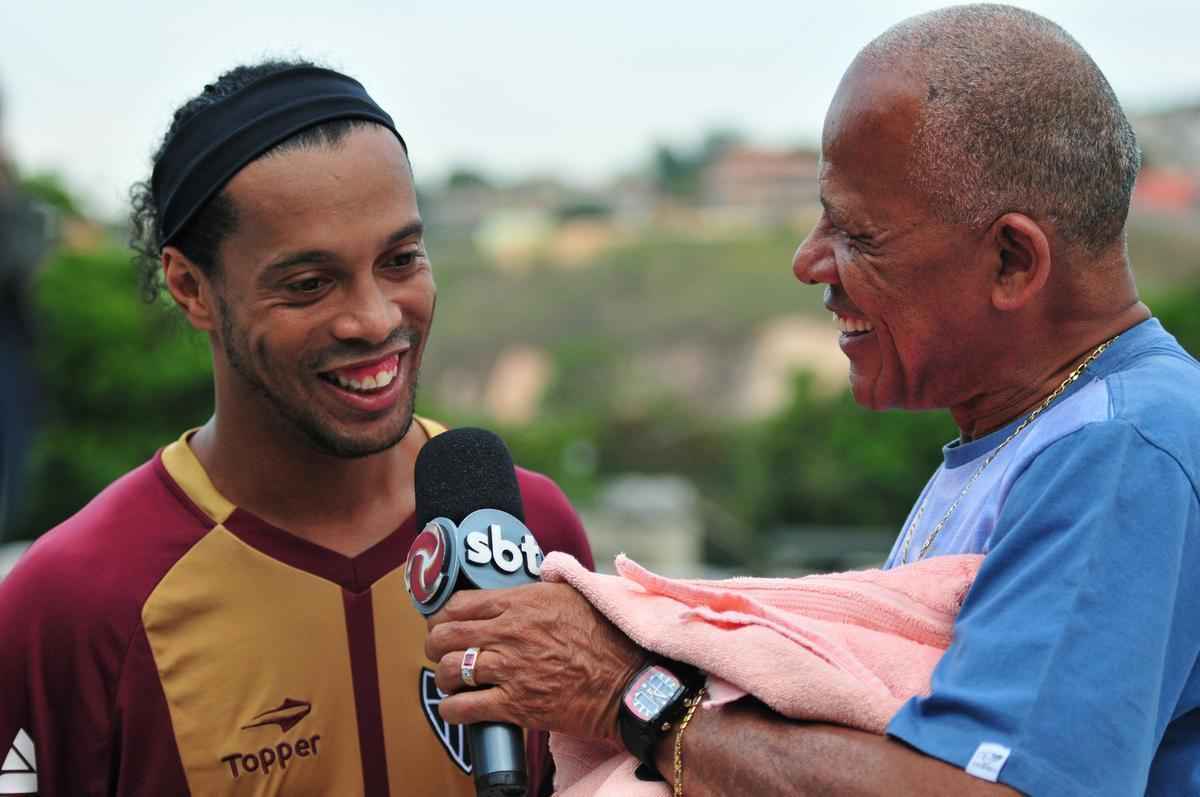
[623,666,685,722]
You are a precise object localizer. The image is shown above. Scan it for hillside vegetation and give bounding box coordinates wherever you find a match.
[10,215,1199,566]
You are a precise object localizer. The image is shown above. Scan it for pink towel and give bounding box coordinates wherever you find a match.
[540,552,983,796]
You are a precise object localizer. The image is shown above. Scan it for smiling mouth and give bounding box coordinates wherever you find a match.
[318,353,401,394]
[833,313,875,336]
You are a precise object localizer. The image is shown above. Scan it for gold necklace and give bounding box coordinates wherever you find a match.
[899,335,1119,564]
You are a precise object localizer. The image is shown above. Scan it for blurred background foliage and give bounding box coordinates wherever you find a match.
[8,171,1198,571]
[19,244,213,533]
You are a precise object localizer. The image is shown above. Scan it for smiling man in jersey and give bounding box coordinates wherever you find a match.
[0,60,592,796]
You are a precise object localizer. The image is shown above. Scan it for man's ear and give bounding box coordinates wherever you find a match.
[162,247,219,332]
[988,213,1052,312]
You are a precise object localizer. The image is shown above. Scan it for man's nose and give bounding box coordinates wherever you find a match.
[792,226,839,286]
[332,278,402,343]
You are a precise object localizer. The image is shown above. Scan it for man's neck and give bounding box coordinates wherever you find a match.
[187,406,426,558]
[950,303,1150,442]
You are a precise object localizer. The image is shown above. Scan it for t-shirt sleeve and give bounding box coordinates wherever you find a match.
[0,550,37,795]
[517,469,596,572]
[886,421,1200,797]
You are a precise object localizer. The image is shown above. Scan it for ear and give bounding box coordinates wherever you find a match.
[162,247,219,332]
[988,213,1052,312]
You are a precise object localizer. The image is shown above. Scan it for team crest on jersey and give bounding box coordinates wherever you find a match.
[0,728,36,795]
[419,667,472,773]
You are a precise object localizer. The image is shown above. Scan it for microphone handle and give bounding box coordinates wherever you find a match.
[468,721,527,797]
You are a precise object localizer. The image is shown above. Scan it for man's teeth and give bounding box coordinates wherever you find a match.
[331,367,397,392]
[833,313,875,334]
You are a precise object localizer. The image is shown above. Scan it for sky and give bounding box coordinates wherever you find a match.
[1,0,1196,218]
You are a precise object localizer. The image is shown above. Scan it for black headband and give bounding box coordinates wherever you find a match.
[152,66,405,249]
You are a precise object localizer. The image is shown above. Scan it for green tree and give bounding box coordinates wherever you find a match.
[19,173,82,218]
[736,373,955,532]
[652,144,697,198]
[1154,285,1200,357]
[446,167,492,190]
[651,128,746,200]
[15,247,213,537]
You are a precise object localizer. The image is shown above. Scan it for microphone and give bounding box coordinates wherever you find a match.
[406,428,545,797]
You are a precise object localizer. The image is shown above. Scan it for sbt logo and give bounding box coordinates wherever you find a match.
[465,523,542,577]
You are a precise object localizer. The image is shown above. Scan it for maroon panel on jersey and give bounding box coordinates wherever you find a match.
[344,590,391,796]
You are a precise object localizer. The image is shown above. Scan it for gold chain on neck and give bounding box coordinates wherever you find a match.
[899,335,1119,564]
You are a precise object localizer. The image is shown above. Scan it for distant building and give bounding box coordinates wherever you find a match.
[1130,102,1200,214]
[582,475,703,575]
[482,345,552,424]
[473,207,557,269]
[608,175,658,229]
[1133,102,1200,172]
[1133,168,1198,213]
[736,315,848,418]
[426,176,610,234]
[701,146,820,225]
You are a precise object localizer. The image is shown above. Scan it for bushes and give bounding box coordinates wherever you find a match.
[12,240,1200,562]
[733,374,954,530]
[15,246,212,536]
[1153,284,1200,356]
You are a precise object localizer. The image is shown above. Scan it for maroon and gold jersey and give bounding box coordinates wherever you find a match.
[0,419,593,796]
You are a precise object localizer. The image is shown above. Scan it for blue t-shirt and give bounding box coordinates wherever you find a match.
[884,318,1200,796]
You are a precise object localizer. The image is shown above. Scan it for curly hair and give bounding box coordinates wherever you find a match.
[129,58,378,303]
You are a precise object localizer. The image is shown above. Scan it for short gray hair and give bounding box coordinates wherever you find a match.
[861,4,1141,253]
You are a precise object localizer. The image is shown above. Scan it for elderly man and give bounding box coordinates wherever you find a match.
[0,60,592,795]
[426,5,1200,796]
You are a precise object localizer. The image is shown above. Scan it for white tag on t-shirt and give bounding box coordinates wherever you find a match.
[966,741,1011,782]
[0,728,37,794]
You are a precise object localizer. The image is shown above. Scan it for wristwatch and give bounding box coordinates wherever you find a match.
[617,659,704,780]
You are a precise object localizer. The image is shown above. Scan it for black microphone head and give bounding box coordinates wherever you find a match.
[414,427,525,527]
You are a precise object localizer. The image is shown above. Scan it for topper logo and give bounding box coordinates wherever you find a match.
[406,522,450,606]
[465,523,543,577]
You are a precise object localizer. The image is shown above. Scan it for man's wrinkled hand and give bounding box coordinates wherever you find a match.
[425,581,646,742]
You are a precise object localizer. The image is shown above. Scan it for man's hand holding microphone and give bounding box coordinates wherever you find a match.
[407,428,645,796]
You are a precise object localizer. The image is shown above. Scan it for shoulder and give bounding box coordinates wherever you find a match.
[1,453,211,637]
[1105,322,1200,404]
[514,467,576,529]
[1013,326,1200,503]
[996,417,1198,557]
[1103,338,1200,481]
[515,467,595,569]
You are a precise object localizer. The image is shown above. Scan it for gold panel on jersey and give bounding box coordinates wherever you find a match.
[161,432,236,525]
[149,416,482,795]
[143,528,364,795]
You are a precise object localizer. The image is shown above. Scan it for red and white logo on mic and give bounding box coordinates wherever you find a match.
[405,522,450,607]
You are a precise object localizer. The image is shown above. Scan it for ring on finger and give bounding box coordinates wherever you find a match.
[462,647,481,688]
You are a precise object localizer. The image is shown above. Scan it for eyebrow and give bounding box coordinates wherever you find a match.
[260,220,425,277]
[820,194,845,218]
[820,196,849,228]
[820,195,876,236]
